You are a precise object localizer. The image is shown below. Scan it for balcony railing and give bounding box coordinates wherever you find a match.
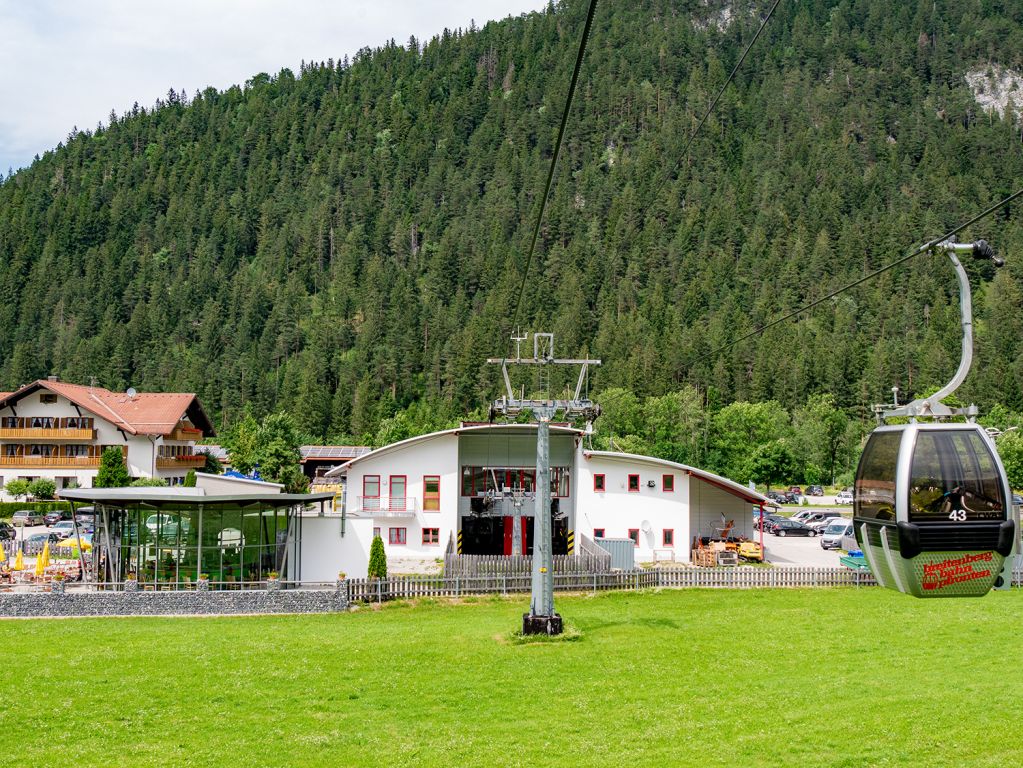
[156,454,207,469]
[355,496,419,516]
[0,456,101,468]
[0,427,96,440]
[167,425,204,442]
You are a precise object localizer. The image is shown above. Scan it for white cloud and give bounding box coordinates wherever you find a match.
[0,0,549,172]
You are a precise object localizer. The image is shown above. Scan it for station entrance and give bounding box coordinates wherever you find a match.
[460,515,568,556]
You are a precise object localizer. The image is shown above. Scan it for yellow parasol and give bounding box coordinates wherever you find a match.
[14,548,24,570]
[39,541,50,570]
[0,545,6,564]
[34,553,45,577]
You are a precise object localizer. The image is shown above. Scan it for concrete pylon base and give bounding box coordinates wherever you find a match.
[522,612,563,636]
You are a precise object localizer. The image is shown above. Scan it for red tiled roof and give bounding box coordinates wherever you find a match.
[0,380,215,437]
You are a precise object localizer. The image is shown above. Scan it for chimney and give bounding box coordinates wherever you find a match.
[47,375,58,382]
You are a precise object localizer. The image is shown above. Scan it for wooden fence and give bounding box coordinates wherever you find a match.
[443,551,612,577]
[346,566,885,602]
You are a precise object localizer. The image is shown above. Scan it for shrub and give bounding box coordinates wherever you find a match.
[28,478,56,500]
[5,478,29,501]
[368,535,387,579]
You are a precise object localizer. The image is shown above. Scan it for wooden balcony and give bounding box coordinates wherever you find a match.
[0,427,95,440]
[0,456,101,468]
[168,425,204,442]
[156,454,208,469]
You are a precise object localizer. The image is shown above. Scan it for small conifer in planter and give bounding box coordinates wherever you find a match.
[368,535,387,580]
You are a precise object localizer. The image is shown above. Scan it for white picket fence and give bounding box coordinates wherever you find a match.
[346,566,880,602]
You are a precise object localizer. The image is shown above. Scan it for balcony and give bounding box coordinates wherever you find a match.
[156,454,208,469]
[0,456,101,468]
[167,425,204,442]
[0,427,95,440]
[355,496,419,517]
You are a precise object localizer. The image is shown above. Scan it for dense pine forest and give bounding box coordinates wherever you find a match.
[2,0,1023,480]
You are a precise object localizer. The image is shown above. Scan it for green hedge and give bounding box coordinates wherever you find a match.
[0,501,73,520]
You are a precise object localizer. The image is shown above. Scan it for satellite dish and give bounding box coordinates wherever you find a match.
[126,387,137,399]
[640,519,653,534]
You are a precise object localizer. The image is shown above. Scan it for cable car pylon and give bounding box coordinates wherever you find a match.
[853,239,1020,597]
[488,332,600,634]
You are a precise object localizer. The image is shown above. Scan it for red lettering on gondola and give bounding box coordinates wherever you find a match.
[921,552,994,590]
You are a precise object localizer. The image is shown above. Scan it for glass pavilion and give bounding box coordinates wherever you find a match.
[60,488,335,588]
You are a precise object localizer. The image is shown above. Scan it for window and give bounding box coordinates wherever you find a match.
[662,474,674,492]
[389,475,406,511]
[423,475,440,511]
[363,475,380,510]
[593,528,605,538]
[908,430,1006,523]
[663,529,674,547]
[388,527,407,545]
[628,528,640,546]
[551,467,570,497]
[40,394,57,404]
[628,474,640,492]
[854,432,900,521]
[593,474,606,492]
[373,527,381,539]
[422,527,440,545]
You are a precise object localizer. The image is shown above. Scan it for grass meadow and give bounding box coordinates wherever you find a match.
[2,588,1021,767]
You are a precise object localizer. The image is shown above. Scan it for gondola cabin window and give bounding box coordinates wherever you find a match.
[854,431,900,520]
[908,430,1005,522]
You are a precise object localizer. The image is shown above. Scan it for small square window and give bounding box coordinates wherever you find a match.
[628,528,639,546]
[593,474,606,492]
[628,474,640,492]
[40,394,57,404]
[422,527,440,545]
[663,529,674,547]
[662,474,674,492]
[593,528,605,539]
[389,527,407,545]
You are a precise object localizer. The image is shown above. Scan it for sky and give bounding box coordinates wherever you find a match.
[0,0,550,174]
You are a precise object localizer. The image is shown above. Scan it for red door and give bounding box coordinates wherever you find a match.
[503,516,514,556]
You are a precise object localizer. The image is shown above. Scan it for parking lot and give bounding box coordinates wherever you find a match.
[754,505,852,567]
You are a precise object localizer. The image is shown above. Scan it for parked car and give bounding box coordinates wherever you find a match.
[821,519,854,550]
[74,506,96,524]
[12,509,45,526]
[807,515,843,534]
[787,486,803,495]
[754,513,786,531]
[766,491,788,506]
[835,490,854,504]
[769,519,816,537]
[806,485,824,496]
[790,510,815,523]
[802,511,837,527]
[24,532,63,546]
[0,522,16,540]
[51,520,77,538]
[44,509,72,526]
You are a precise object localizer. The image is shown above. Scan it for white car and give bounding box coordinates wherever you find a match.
[808,515,844,534]
[51,521,77,538]
[836,490,854,504]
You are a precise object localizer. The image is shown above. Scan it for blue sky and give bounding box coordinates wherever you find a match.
[0,0,549,174]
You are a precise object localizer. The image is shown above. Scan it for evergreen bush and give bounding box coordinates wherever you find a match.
[368,535,387,579]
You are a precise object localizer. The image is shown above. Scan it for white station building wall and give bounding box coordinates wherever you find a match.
[576,453,694,561]
[343,432,460,558]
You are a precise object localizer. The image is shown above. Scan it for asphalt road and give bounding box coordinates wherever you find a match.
[760,527,845,567]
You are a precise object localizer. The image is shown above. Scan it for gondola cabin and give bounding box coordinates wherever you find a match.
[853,422,1016,597]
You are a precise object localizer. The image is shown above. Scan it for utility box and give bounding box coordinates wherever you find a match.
[594,537,635,570]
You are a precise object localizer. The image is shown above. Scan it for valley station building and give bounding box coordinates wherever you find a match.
[321,423,767,568]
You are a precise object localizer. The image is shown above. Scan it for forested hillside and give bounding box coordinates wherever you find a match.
[2,0,1023,454]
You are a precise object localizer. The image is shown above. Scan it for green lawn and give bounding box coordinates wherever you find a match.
[3,588,1021,767]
